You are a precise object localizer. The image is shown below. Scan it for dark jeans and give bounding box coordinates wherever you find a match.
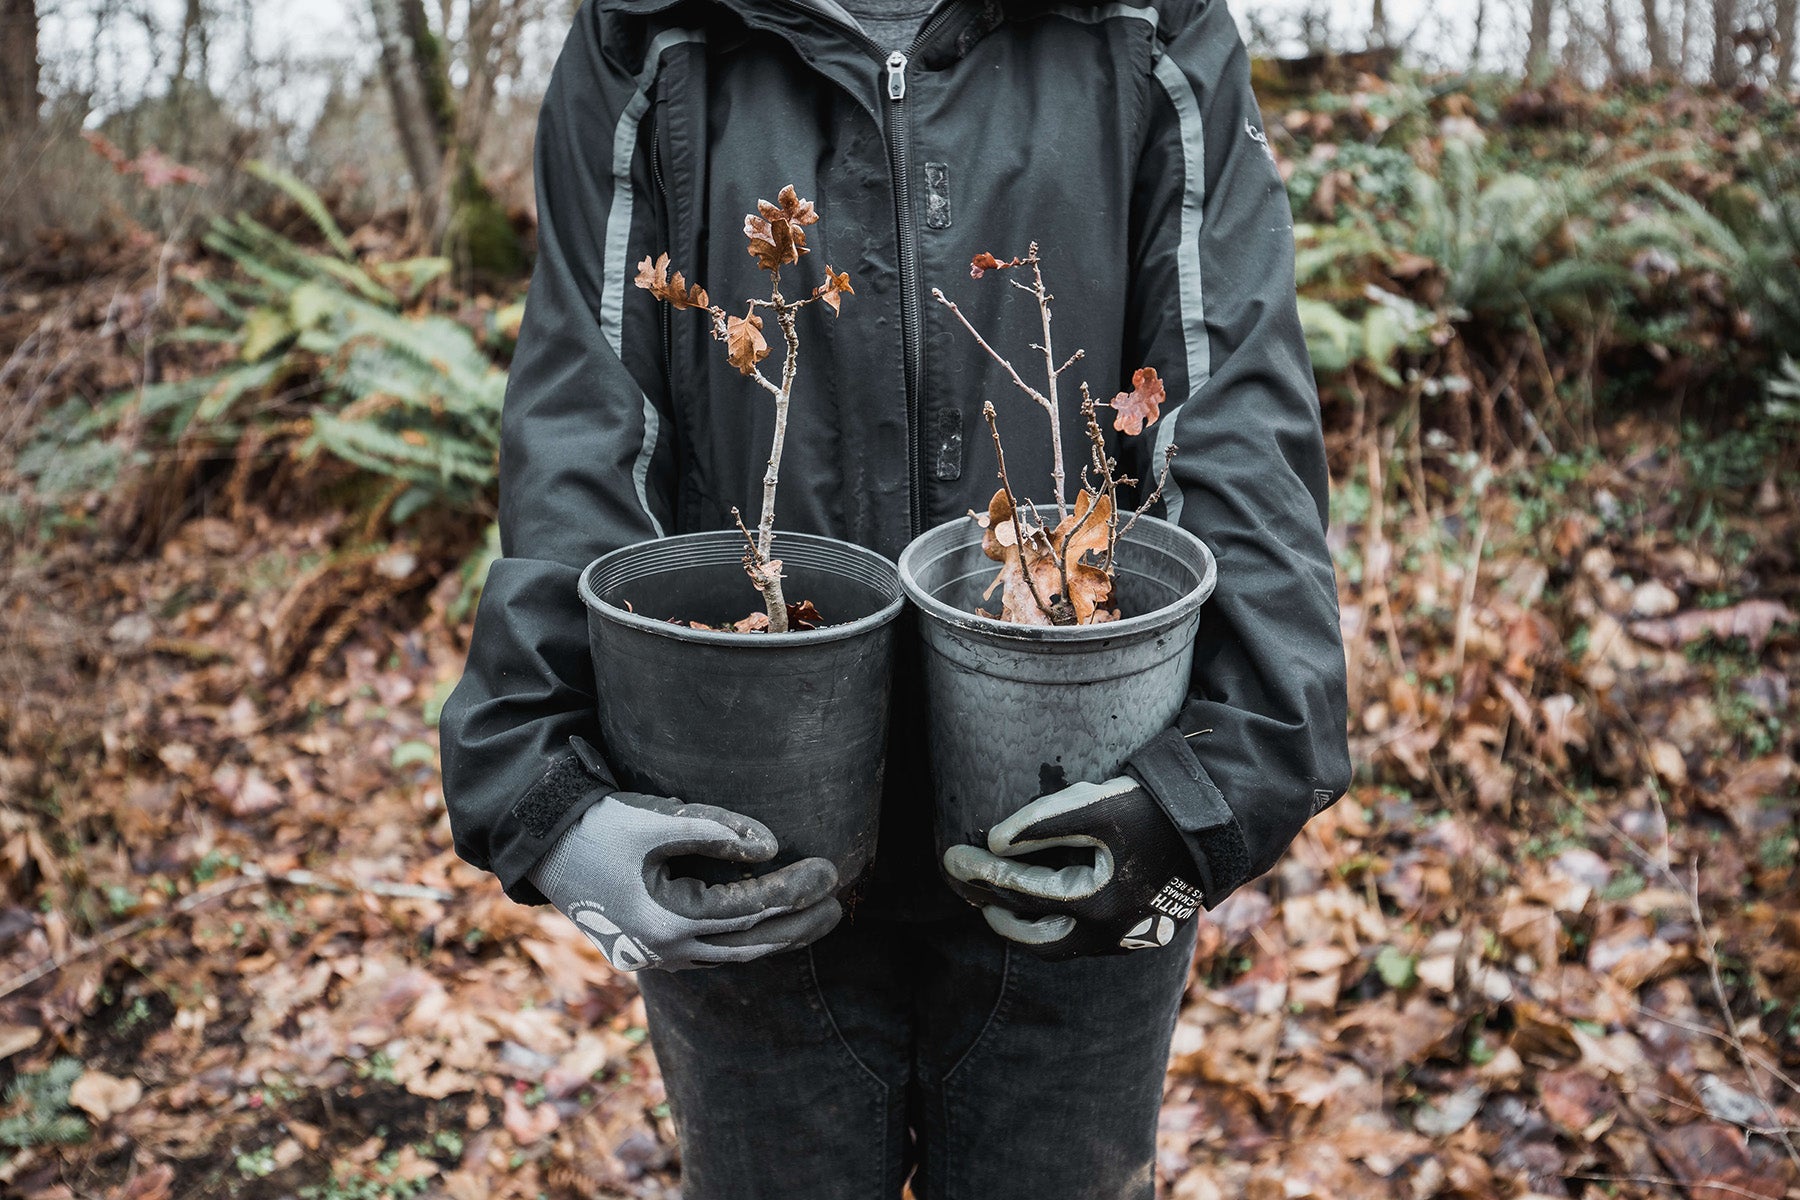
[635,904,1198,1199]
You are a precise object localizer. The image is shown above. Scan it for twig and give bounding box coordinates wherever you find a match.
[1023,244,1068,516]
[0,866,453,1001]
[984,402,1055,620]
[1567,1174,1777,1200]
[932,289,1050,408]
[1525,753,1800,1177]
[1115,446,1177,546]
[1447,511,1489,688]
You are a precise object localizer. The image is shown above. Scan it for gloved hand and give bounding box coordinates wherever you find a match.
[528,761,842,971]
[942,775,1206,961]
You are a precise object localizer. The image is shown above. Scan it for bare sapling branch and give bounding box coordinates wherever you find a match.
[635,185,854,633]
[984,402,1061,622]
[1115,444,1178,548]
[938,244,1182,628]
[1025,244,1068,517]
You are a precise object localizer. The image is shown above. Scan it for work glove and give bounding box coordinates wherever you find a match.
[527,742,842,971]
[942,775,1206,962]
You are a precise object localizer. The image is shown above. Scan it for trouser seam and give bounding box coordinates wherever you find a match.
[803,943,894,1195]
[938,943,1015,1200]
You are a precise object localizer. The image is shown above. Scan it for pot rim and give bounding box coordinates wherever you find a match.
[898,512,1218,644]
[579,528,905,649]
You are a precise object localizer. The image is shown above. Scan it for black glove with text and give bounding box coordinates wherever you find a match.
[942,775,1207,961]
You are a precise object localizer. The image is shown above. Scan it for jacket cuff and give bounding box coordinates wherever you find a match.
[1125,727,1251,908]
[490,739,617,906]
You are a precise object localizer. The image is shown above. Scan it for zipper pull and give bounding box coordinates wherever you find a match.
[887,51,908,100]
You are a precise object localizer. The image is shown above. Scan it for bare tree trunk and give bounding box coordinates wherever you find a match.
[370,0,447,236]
[0,0,41,135]
[370,0,522,276]
[1642,0,1673,72]
[1601,0,1631,76]
[1527,0,1557,75]
[1775,0,1796,84]
[1471,0,1488,66]
[1372,0,1389,45]
[1713,0,1741,82]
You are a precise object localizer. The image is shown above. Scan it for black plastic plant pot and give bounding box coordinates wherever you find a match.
[579,530,904,894]
[897,513,1218,865]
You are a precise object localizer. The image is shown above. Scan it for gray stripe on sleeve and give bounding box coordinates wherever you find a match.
[602,27,706,539]
[1149,52,1209,525]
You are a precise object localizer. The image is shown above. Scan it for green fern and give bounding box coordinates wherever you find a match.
[1405,142,1687,320]
[37,161,510,521]
[0,1057,91,1152]
[244,159,355,257]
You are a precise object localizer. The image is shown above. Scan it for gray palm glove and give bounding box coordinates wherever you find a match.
[527,782,842,972]
[942,775,1206,961]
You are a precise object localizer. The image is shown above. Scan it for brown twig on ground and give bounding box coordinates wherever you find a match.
[1525,752,1800,1179]
[0,866,454,1001]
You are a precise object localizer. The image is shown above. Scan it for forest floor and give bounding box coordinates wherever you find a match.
[2,213,1799,1200]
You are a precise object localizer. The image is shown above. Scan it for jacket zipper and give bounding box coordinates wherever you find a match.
[866,5,961,538]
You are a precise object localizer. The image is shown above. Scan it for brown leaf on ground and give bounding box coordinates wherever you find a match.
[503,1087,561,1146]
[1654,1121,1790,1200]
[106,1163,175,1200]
[68,1069,143,1121]
[1628,599,1796,651]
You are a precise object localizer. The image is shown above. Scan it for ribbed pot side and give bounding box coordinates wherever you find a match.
[580,530,904,894]
[898,514,1218,862]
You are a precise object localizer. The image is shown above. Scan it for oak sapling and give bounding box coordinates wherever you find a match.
[634,184,854,634]
[932,244,1177,627]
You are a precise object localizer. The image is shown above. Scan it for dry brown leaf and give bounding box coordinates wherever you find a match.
[970,251,1022,278]
[1110,366,1165,436]
[744,185,819,271]
[503,1087,561,1146]
[68,1069,143,1121]
[813,265,854,314]
[0,1023,40,1061]
[979,489,1116,625]
[1628,599,1796,651]
[106,1163,175,1200]
[724,313,768,376]
[632,253,709,310]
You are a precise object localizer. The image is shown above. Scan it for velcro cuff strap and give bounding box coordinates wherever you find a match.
[509,751,608,840]
[1126,727,1251,908]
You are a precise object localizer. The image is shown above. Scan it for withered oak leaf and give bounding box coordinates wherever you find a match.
[1111,366,1166,436]
[970,251,1023,279]
[814,265,855,314]
[724,312,769,375]
[978,488,1117,625]
[744,186,821,271]
[634,253,710,310]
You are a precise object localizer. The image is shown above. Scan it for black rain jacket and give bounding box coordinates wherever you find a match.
[439,0,1352,917]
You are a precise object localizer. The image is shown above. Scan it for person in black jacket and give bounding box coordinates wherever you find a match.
[439,1,1351,1195]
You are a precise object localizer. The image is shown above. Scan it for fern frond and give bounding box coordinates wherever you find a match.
[244,159,354,257]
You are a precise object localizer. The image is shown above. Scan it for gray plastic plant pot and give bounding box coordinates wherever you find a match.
[897,512,1218,864]
[579,529,904,895]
